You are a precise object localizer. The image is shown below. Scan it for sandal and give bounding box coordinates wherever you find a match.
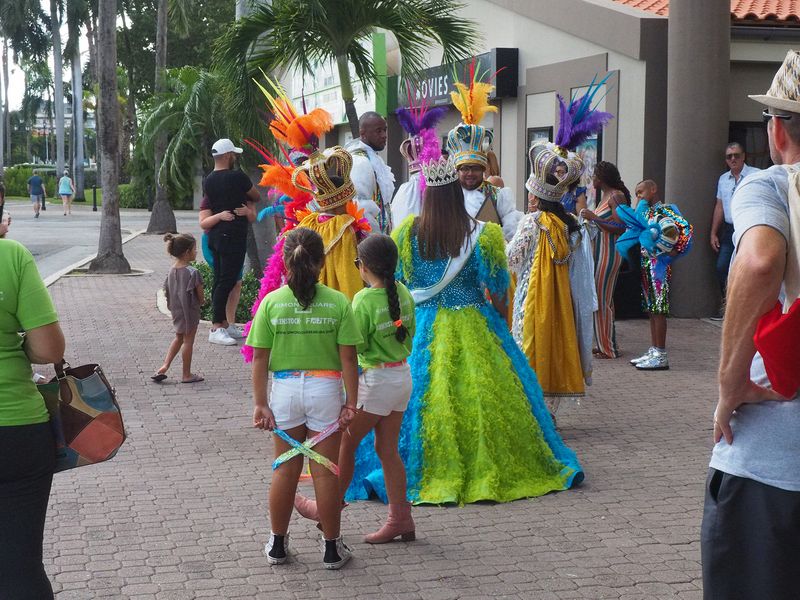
[181,375,204,383]
[150,373,167,382]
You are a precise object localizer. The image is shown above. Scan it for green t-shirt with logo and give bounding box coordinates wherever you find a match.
[351,283,415,369]
[246,283,363,372]
[0,239,59,426]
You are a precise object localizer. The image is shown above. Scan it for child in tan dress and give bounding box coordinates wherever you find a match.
[152,233,204,383]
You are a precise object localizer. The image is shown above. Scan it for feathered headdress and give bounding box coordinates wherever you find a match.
[255,76,333,151]
[396,87,448,175]
[446,58,501,168]
[554,73,614,152]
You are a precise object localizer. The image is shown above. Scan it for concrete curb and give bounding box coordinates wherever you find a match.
[44,229,146,287]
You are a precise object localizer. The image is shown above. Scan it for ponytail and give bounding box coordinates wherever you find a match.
[163,232,196,258]
[357,234,408,342]
[283,227,324,309]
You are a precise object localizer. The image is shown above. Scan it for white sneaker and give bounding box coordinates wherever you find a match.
[208,328,237,346]
[630,347,657,365]
[322,536,352,570]
[226,324,245,339]
[636,350,669,371]
[264,532,289,565]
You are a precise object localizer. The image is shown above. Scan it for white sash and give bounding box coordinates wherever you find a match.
[411,222,485,304]
[785,170,800,309]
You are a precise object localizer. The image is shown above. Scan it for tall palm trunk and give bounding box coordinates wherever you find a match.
[50,0,66,174]
[146,0,177,234]
[336,55,360,138]
[72,44,85,200]
[2,39,8,163]
[90,0,130,274]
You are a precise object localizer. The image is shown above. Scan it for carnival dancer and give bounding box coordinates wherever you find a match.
[391,98,448,225]
[295,234,417,541]
[581,161,631,358]
[446,60,522,241]
[346,112,395,233]
[620,180,693,371]
[247,227,362,570]
[507,146,590,416]
[345,155,583,505]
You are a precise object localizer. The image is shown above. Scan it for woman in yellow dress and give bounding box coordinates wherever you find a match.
[508,143,590,416]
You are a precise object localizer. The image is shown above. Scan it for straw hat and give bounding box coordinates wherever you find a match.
[749,50,800,113]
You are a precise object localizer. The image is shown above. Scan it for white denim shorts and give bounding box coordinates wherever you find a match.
[269,371,343,432]
[357,363,412,417]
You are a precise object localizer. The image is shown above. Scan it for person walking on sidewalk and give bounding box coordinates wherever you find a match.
[0,237,66,600]
[702,50,800,600]
[27,173,47,218]
[58,170,75,216]
[151,234,204,384]
[247,227,362,570]
[199,138,259,346]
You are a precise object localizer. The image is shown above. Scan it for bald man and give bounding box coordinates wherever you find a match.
[345,112,396,233]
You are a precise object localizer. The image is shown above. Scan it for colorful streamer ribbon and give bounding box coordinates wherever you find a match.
[272,421,340,475]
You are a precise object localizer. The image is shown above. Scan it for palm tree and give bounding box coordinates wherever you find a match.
[89,0,130,274]
[139,66,236,204]
[65,0,90,200]
[49,0,66,175]
[146,0,190,235]
[215,0,478,138]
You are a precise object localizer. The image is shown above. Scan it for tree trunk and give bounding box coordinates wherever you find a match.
[2,40,8,164]
[336,55,359,138]
[89,0,131,274]
[50,0,66,175]
[72,44,85,200]
[147,0,177,233]
[86,15,98,84]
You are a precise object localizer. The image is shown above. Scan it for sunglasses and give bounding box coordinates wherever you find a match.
[763,109,793,124]
[353,257,361,268]
[725,153,742,160]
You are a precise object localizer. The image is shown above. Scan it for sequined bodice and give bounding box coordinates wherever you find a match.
[407,237,487,309]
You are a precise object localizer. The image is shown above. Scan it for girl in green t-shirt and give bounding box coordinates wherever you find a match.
[248,227,360,570]
[295,234,416,544]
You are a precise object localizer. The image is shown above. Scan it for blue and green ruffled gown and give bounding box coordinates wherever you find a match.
[346,218,584,505]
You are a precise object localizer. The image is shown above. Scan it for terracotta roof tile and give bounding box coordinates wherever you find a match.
[611,0,800,23]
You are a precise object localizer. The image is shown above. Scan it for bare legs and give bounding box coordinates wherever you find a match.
[649,314,667,349]
[61,195,72,215]
[270,427,343,540]
[156,329,199,381]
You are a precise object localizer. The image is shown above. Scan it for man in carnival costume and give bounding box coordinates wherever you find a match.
[346,112,395,233]
[446,61,522,241]
[390,97,448,225]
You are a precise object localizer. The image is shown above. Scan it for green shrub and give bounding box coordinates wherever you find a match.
[118,182,150,209]
[192,261,261,324]
[1,166,57,198]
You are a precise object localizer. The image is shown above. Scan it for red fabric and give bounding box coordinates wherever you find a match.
[753,299,800,398]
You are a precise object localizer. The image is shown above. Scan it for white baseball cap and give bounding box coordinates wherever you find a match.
[211,138,243,156]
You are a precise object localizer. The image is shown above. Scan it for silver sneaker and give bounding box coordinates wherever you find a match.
[226,324,245,339]
[635,351,669,371]
[322,536,352,570]
[264,532,289,565]
[630,347,657,365]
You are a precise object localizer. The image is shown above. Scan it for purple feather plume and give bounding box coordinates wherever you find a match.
[395,105,448,136]
[396,107,421,136]
[419,106,448,131]
[554,88,614,151]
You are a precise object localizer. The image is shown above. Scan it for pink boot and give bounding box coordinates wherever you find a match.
[294,493,319,521]
[364,501,415,544]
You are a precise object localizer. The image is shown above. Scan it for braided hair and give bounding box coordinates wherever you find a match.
[357,234,408,343]
[282,227,324,309]
[593,161,631,205]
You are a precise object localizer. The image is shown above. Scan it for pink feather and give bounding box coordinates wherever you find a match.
[418,128,442,197]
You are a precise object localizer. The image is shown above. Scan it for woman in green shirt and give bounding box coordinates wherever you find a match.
[0,238,65,599]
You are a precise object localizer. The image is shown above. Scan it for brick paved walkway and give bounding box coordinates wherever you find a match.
[42,232,717,599]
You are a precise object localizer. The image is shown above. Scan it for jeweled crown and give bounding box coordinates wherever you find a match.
[446,124,493,169]
[421,155,459,188]
[399,136,425,173]
[291,146,356,211]
[525,142,584,203]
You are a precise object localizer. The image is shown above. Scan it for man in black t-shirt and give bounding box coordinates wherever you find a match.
[199,138,259,345]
